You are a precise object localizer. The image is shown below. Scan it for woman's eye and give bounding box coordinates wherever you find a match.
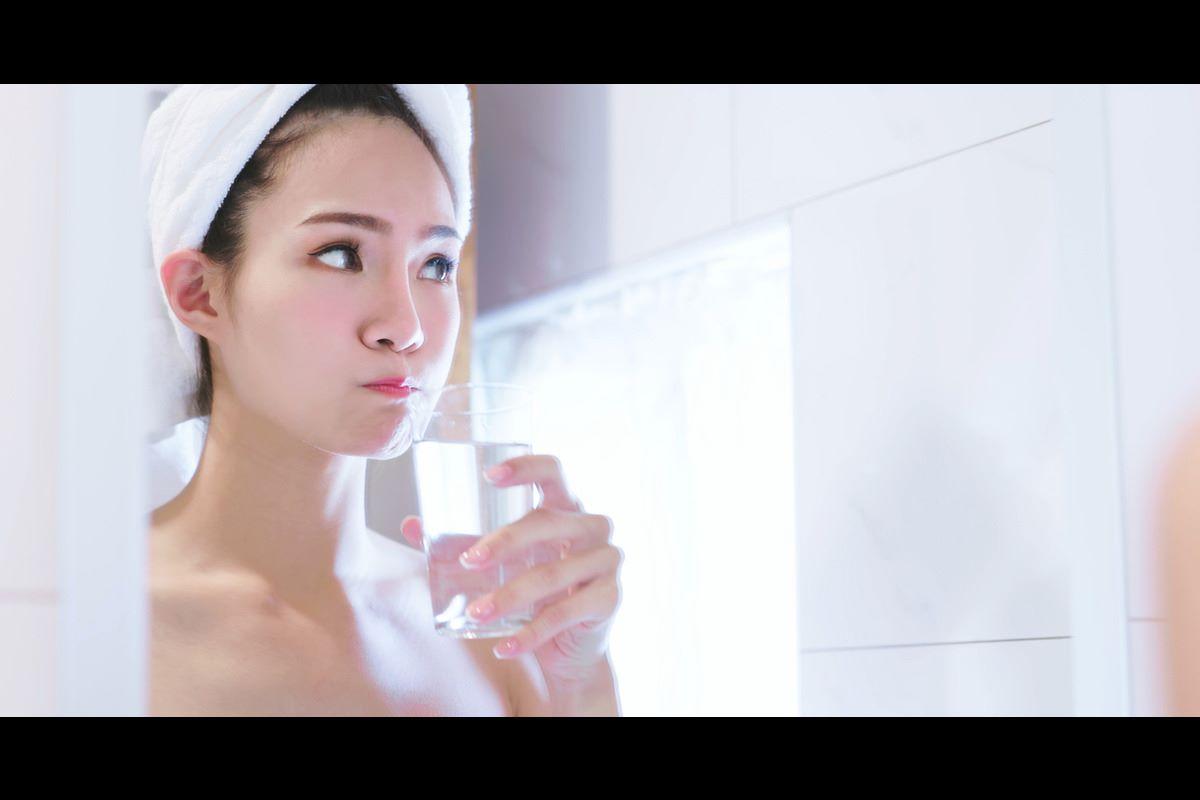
[421,255,459,285]
[311,245,455,283]
[313,243,361,271]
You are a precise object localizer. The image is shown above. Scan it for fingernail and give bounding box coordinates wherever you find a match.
[484,463,512,483]
[494,638,520,658]
[461,544,490,566]
[467,598,494,620]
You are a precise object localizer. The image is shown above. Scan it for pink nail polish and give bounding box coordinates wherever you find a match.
[461,544,490,565]
[484,463,512,483]
[468,599,494,620]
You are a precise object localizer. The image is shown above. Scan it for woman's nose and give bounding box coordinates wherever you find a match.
[374,268,432,350]
[377,332,420,352]
[372,323,423,353]
[366,285,424,352]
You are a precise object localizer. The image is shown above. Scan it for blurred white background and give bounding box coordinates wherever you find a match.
[3,84,1198,715]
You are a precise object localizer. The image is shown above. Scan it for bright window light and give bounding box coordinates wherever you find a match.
[473,220,796,715]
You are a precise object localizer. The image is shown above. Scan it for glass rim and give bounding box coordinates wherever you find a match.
[427,381,533,418]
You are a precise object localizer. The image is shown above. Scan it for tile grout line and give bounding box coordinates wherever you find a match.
[802,634,1071,655]
[777,117,1055,215]
[1098,84,1137,715]
[613,117,1054,274]
[0,589,58,605]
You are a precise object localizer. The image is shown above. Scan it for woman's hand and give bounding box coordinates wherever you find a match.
[401,453,623,688]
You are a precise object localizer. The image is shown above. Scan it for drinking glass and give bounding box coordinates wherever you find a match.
[410,382,557,639]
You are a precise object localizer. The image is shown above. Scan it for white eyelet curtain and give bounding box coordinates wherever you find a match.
[474,223,796,716]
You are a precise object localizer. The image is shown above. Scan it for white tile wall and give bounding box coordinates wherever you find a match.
[734,84,1053,222]
[1105,84,1200,622]
[0,84,60,716]
[1053,85,1132,715]
[0,603,56,715]
[801,636,1071,715]
[51,84,150,716]
[608,84,733,265]
[0,84,60,595]
[1,84,150,716]
[790,123,1067,653]
[472,84,1195,714]
[1129,620,1169,716]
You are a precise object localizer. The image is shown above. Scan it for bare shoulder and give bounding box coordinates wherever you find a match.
[148,515,267,632]
[147,540,280,716]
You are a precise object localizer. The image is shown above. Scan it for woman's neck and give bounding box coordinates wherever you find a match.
[151,403,376,596]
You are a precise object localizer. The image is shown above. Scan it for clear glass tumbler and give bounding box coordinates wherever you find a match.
[410,382,554,639]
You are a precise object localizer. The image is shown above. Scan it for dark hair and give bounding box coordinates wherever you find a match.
[191,84,452,419]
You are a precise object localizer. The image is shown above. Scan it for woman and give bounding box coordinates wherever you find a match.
[146,84,623,716]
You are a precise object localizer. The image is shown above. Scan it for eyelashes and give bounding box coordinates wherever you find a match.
[422,254,460,284]
[312,242,362,270]
[310,241,459,284]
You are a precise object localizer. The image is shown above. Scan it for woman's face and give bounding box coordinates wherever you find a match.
[209,114,462,459]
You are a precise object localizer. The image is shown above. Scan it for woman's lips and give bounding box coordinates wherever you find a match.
[364,384,415,398]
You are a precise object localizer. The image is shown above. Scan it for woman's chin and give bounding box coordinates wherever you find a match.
[357,414,414,460]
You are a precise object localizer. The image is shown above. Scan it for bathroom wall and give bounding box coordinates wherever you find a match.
[605,85,1073,714]
[0,84,63,715]
[598,84,1200,714]
[0,84,147,716]
[393,84,1152,713]
[1104,85,1200,716]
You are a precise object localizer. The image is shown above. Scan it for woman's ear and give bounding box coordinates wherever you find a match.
[160,249,222,340]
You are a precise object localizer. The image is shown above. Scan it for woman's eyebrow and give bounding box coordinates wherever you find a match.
[298,211,461,242]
